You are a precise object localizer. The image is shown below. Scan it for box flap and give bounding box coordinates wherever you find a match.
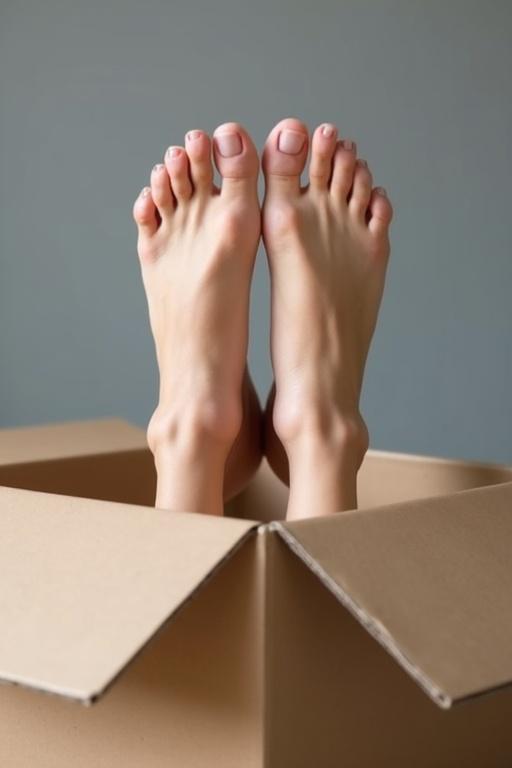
[358,448,512,508]
[0,419,146,467]
[272,482,512,708]
[0,486,256,703]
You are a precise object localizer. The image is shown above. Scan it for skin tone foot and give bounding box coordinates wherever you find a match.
[133,123,262,515]
[262,118,393,520]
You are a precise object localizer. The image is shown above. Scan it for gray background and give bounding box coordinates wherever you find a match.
[1,0,511,463]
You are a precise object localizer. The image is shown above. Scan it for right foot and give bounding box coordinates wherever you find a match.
[262,118,393,518]
[133,124,260,514]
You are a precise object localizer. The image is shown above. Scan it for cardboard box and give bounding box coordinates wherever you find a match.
[1,419,512,767]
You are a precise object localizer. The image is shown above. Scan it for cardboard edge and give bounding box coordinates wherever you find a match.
[0,524,259,706]
[268,522,452,710]
[0,419,148,468]
[365,448,512,473]
[0,446,150,472]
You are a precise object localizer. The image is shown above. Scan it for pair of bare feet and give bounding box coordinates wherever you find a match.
[133,118,393,520]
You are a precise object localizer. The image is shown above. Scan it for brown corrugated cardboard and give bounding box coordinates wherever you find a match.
[264,531,512,768]
[357,448,512,507]
[0,419,145,466]
[273,481,512,707]
[0,418,155,505]
[0,485,256,702]
[0,529,265,768]
[1,419,512,766]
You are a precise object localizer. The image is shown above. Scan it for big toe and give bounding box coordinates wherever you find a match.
[213,122,259,197]
[262,118,309,196]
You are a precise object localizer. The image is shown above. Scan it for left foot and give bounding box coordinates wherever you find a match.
[133,124,260,514]
[262,118,393,518]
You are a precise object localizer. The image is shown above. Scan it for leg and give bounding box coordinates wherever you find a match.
[262,119,393,520]
[133,123,262,515]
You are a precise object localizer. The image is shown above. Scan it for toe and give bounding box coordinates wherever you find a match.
[368,187,393,238]
[185,129,214,192]
[150,164,174,218]
[262,117,309,196]
[330,139,357,201]
[133,187,159,238]
[165,146,193,203]
[309,123,338,190]
[212,122,259,197]
[348,159,373,219]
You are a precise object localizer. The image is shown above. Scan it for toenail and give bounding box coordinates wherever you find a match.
[153,163,165,173]
[167,146,182,159]
[214,132,243,158]
[321,124,336,138]
[376,186,387,197]
[187,130,203,142]
[141,187,151,198]
[278,129,306,155]
[358,159,368,168]
[342,139,356,152]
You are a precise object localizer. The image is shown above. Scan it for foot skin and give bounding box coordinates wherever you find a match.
[133,123,260,515]
[262,118,393,520]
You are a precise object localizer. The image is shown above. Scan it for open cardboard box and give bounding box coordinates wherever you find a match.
[1,419,512,766]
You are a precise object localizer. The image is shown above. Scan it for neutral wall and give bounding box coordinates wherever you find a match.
[1,0,511,463]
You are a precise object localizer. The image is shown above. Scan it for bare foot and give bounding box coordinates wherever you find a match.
[262,118,393,519]
[133,123,260,515]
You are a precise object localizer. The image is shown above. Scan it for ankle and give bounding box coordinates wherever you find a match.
[147,404,237,516]
[274,402,369,470]
[283,415,368,519]
[287,420,368,475]
[147,399,241,458]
